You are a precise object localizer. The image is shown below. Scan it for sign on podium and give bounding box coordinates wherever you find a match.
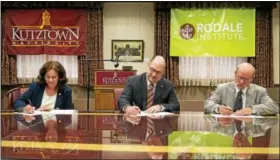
[94,70,136,111]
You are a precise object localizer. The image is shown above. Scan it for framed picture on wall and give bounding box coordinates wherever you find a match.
[111,40,144,62]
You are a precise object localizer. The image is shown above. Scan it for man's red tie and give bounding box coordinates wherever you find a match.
[147,83,154,134]
[146,83,154,109]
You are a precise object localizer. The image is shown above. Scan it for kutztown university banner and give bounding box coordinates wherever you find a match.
[170,9,255,57]
[4,9,86,55]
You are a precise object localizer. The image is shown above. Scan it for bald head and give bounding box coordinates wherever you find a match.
[150,55,166,68]
[236,62,255,77]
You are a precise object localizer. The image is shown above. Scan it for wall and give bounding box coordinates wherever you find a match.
[103,2,155,74]
[273,2,279,84]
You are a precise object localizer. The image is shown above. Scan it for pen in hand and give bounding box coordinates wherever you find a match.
[219,104,233,115]
[222,104,232,111]
[25,99,35,114]
[28,99,33,106]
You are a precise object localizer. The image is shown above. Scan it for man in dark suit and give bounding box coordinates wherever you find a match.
[118,55,180,114]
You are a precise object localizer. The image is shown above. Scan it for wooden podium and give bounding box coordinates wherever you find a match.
[94,70,136,111]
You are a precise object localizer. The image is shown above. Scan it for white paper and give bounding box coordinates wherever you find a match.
[137,111,174,117]
[17,109,77,116]
[210,113,264,118]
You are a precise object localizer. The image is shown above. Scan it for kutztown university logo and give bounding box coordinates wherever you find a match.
[179,23,195,39]
[11,10,80,47]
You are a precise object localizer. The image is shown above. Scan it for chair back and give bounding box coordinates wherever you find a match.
[1,87,28,110]
[113,88,124,110]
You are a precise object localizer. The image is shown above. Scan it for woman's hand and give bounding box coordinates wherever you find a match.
[23,104,35,114]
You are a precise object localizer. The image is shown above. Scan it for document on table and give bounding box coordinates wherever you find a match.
[210,113,264,118]
[137,111,175,117]
[17,110,77,116]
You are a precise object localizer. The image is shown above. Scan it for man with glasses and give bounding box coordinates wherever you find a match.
[204,62,279,116]
[118,55,180,115]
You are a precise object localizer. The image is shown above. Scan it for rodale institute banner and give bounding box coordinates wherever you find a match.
[170,9,255,57]
[4,9,86,55]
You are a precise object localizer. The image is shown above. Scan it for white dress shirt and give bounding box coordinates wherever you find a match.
[39,89,57,127]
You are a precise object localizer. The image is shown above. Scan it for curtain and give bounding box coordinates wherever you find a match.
[1,11,17,85]
[179,57,246,86]
[17,55,78,84]
[154,9,180,86]
[248,8,274,87]
[78,8,104,86]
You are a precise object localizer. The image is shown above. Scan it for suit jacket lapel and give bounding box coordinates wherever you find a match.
[37,85,45,108]
[154,79,164,102]
[226,82,236,108]
[55,88,62,109]
[142,74,148,110]
[246,84,256,106]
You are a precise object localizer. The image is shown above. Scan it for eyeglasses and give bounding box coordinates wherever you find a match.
[149,67,163,75]
[236,75,251,82]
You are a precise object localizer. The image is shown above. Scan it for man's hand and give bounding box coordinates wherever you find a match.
[123,114,141,125]
[218,105,233,115]
[125,106,141,115]
[144,105,162,114]
[23,105,35,114]
[234,108,253,116]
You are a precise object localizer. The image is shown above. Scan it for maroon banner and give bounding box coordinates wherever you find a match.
[4,9,86,55]
[94,70,136,88]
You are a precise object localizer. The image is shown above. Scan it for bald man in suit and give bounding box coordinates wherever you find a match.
[118,55,180,115]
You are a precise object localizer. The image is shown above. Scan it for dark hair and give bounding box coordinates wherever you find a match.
[37,61,68,87]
